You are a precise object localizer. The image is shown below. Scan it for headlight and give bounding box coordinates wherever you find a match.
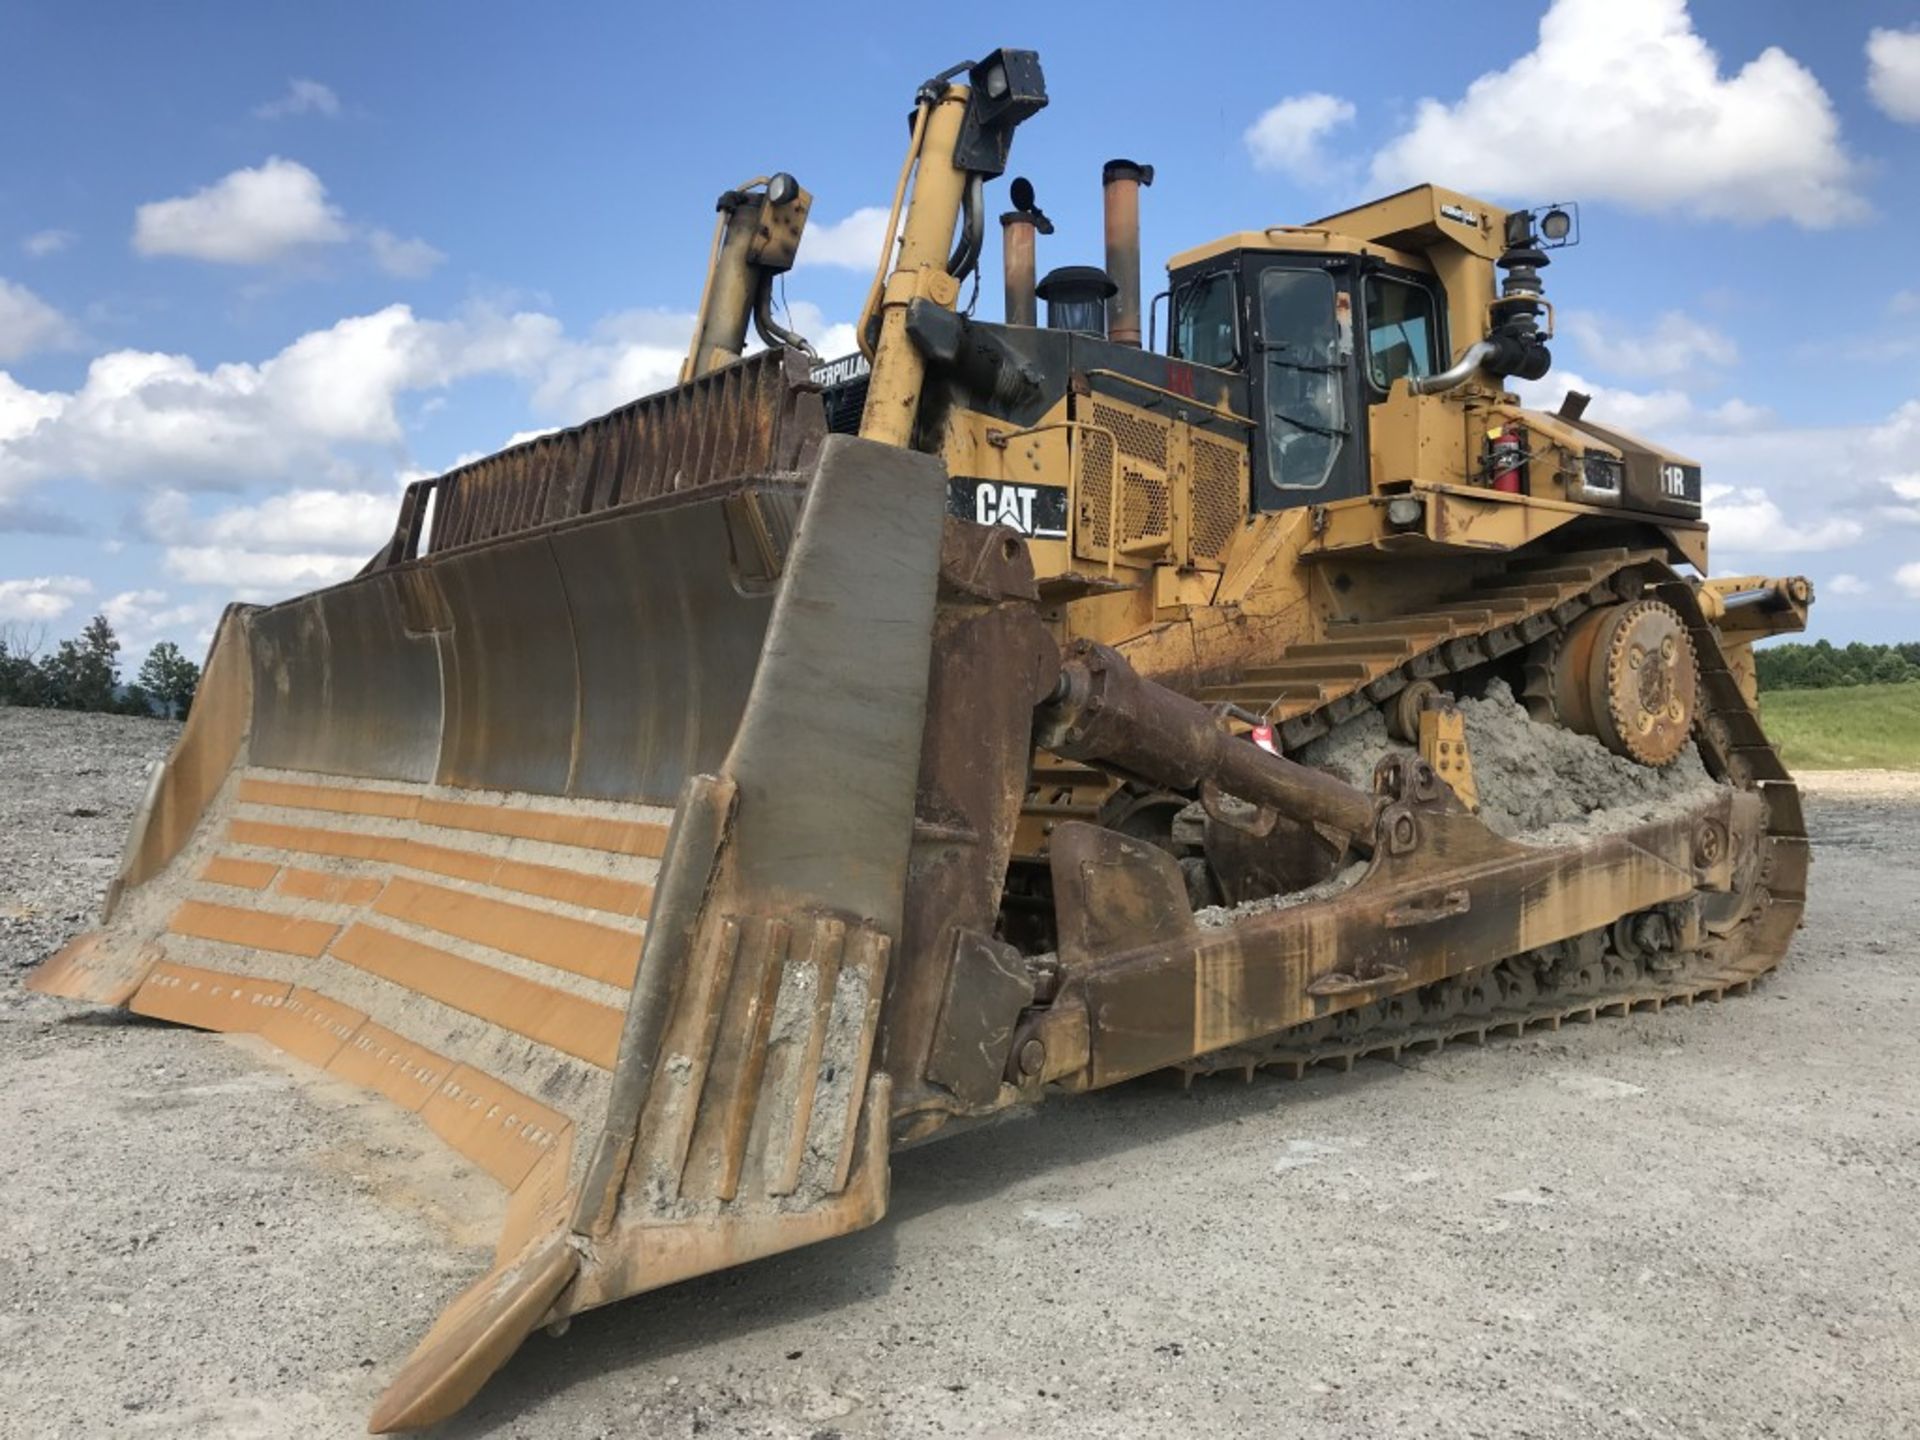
[1386,496,1425,529]
[1581,451,1623,496]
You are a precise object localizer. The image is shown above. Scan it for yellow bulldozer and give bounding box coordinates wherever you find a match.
[31,47,1813,1431]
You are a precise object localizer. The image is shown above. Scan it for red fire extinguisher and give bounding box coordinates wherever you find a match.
[1487,424,1524,494]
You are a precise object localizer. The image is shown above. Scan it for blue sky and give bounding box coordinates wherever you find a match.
[3,0,1919,663]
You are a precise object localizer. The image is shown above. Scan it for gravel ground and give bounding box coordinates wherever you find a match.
[3,705,1919,1439]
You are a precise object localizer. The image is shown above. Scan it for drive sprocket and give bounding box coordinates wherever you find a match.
[1528,598,1698,767]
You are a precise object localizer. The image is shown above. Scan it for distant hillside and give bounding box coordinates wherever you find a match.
[1764,684,1920,771]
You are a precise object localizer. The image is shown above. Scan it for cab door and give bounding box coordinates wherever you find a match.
[1247,258,1369,510]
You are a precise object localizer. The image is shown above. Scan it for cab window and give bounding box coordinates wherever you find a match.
[1364,274,1439,391]
[1174,271,1239,369]
[1258,267,1349,491]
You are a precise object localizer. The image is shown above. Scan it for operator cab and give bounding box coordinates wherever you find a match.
[1168,247,1447,510]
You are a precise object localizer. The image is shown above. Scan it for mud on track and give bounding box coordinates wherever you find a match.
[4,705,1919,1439]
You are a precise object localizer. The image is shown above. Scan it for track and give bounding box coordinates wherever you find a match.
[1183,548,1809,1082]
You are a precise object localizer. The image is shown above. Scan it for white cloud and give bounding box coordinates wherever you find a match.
[99,588,220,662]
[134,157,349,264]
[22,229,74,258]
[255,79,341,121]
[0,293,851,551]
[783,299,857,361]
[368,229,445,278]
[0,302,564,508]
[0,575,91,623]
[1898,562,1920,601]
[142,486,396,554]
[1243,94,1356,182]
[504,426,561,449]
[529,307,694,420]
[1700,483,1864,554]
[1872,473,1920,525]
[1562,310,1736,379]
[162,546,365,594]
[1514,368,1770,435]
[1368,0,1863,227]
[138,486,399,610]
[1827,573,1869,596]
[797,207,892,270]
[0,278,77,362]
[1515,369,1695,432]
[1868,28,1920,123]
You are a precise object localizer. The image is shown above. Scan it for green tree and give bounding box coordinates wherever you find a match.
[44,614,120,711]
[137,640,200,718]
[0,622,54,706]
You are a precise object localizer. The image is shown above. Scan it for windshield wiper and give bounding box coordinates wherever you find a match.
[1270,409,1349,441]
[1255,342,1342,374]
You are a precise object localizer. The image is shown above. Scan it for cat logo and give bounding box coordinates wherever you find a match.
[948,478,1069,539]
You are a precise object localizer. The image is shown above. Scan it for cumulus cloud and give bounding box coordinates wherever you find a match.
[162,546,367,594]
[254,79,341,121]
[1898,562,1920,601]
[134,157,350,264]
[142,486,395,553]
[22,229,75,258]
[1701,483,1864,553]
[1826,573,1869,596]
[0,303,562,498]
[1872,474,1920,525]
[0,278,78,362]
[1515,370,1694,432]
[0,575,91,623]
[100,588,220,661]
[797,207,892,270]
[132,159,442,276]
[1368,0,1863,227]
[783,299,858,361]
[1514,368,1770,435]
[529,307,695,420]
[1244,94,1356,183]
[1868,28,1920,123]
[1562,310,1737,379]
[140,486,401,601]
[368,229,445,278]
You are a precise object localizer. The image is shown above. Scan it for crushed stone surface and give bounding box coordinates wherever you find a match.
[6,709,1920,1439]
[0,707,178,975]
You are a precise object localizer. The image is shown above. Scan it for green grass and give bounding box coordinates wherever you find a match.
[1760,682,1920,770]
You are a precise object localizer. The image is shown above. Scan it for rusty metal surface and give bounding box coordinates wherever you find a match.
[368,348,824,567]
[252,480,793,808]
[1031,775,1733,1090]
[32,435,954,1433]
[882,521,1058,1127]
[1039,639,1377,841]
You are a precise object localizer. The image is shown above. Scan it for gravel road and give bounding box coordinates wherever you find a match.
[3,705,1918,1439]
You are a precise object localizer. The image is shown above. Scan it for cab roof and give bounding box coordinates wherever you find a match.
[1167,183,1510,274]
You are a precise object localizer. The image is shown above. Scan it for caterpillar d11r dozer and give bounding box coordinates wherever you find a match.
[32,46,1815,1431]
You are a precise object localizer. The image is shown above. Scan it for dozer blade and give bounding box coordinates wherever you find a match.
[31,432,947,1431]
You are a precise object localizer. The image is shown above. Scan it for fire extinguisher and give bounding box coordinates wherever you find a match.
[1486,424,1525,494]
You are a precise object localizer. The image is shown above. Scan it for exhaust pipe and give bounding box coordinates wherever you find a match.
[1101,159,1153,348]
[1001,212,1039,327]
[1000,176,1052,328]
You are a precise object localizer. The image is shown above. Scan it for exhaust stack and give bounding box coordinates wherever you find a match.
[1001,213,1038,326]
[1101,159,1153,347]
[999,176,1053,328]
